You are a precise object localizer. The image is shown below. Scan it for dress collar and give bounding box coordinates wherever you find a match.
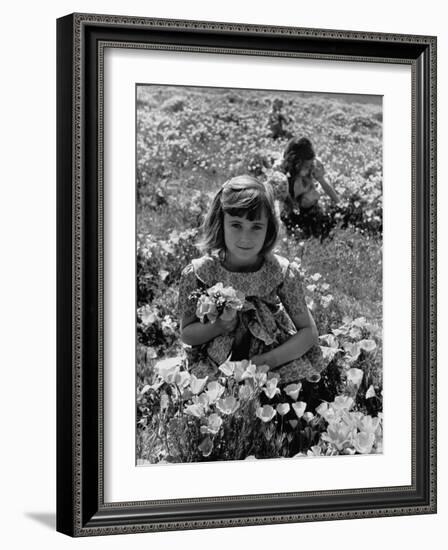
[191,252,289,297]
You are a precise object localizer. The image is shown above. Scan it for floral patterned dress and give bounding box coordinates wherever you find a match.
[178,253,324,385]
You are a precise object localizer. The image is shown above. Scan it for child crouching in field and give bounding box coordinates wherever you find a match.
[267,98,293,140]
[177,175,325,385]
[281,136,340,240]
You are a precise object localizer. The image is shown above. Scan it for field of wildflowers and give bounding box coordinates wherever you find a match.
[136,85,383,463]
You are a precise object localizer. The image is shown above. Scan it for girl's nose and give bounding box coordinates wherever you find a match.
[239,231,251,244]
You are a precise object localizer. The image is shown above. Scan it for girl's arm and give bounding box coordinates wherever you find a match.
[250,309,318,368]
[313,159,340,203]
[181,314,238,346]
[319,177,340,203]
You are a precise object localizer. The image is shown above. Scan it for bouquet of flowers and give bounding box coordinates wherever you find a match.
[189,282,245,324]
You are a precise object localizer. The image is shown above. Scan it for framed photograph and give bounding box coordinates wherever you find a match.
[57,13,437,536]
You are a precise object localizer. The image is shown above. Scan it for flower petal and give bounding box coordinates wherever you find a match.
[353,431,375,454]
[292,401,307,419]
[359,339,377,352]
[284,383,302,401]
[256,405,276,423]
[216,397,239,415]
[184,404,205,418]
[198,436,213,457]
[346,368,364,387]
[189,374,208,395]
[276,403,290,416]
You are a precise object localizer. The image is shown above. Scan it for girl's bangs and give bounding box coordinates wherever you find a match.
[222,191,268,221]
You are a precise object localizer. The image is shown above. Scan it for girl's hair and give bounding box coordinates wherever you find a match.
[198,175,280,256]
[272,98,284,110]
[282,137,316,198]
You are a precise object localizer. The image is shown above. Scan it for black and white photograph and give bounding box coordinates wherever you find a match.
[136,84,383,464]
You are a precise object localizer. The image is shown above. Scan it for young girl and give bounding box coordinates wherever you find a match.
[281,136,339,240]
[177,175,324,385]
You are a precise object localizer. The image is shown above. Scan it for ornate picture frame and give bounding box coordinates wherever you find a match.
[56,13,437,536]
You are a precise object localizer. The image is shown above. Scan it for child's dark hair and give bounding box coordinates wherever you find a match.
[282,136,316,198]
[198,175,280,256]
[272,98,284,110]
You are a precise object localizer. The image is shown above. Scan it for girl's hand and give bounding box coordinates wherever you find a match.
[216,315,238,336]
[250,353,273,368]
[312,158,325,182]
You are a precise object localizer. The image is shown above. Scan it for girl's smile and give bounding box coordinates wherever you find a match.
[223,212,268,270]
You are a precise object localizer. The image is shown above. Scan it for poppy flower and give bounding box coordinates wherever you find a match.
[263,379,280,399]
[320,346,341,364]
[284,383,302,401]
[359,339,377,352]
[198,436,213,457]
[192,393,210,411]
[346,368,364,387]
[315,402,329,417]
[160,392,170,412]
[343,342,361,362]
[196,295,219,323]
[319,333,339,348]
[205,381,225,404]
[218,361,235,376]
[155,357,182,383]
[256,405,276,423]
[240,363,257,381]
[239,384,252,401]
[292,401,307,419]
[321,422,353,451]
[307,445,323,456]
[303,412,315,423]
[357,414,381,434]
[174,370,191,390]
[276,403,290,416]
[332,396,354,413]
[184,404,205,418]
[353,431,375,454]
[255,371,268,386]
[200,413,223,435]
[216,397,239,415]
[137,305,158,326]
[233,360,252,382]
[189,374,208,395]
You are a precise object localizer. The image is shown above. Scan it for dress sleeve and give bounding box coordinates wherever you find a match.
[277,261,308,321]
[178,263,199,321]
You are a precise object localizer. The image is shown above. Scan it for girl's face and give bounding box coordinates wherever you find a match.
[223,211,268,269]
[297,159,314,177]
